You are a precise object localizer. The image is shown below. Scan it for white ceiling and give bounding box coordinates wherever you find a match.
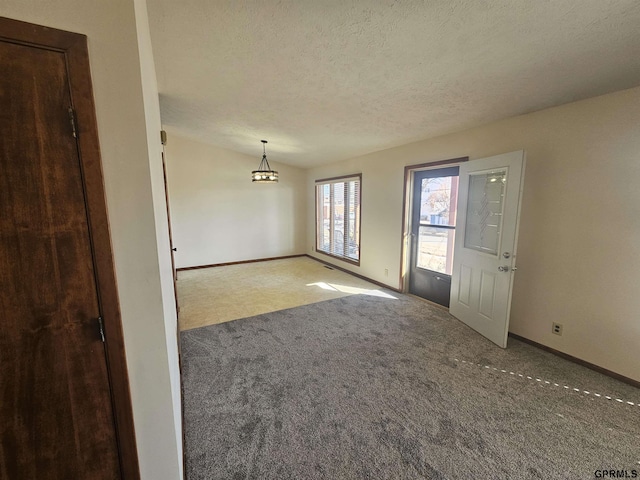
[147,0,640,168]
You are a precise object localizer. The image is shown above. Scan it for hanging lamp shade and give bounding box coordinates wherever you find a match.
[252,140,278,183]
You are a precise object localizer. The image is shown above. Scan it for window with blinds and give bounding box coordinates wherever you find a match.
[315,174,361,264]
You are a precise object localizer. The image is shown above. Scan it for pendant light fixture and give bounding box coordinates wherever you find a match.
[252,140,278,183]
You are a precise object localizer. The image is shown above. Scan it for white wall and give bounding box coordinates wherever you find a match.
[1,1,183,478]
[132,1,183,478]
[164,132,307,268]
[307,86,640,382]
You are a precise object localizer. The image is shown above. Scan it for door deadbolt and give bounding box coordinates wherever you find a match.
[503,252,511,259]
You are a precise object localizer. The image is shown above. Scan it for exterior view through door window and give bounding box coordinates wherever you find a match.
[418,175,459,275]
[315,174,361,264]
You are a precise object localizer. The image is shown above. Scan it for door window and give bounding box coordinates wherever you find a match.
[463,170,507,256]
[416,175,459,275]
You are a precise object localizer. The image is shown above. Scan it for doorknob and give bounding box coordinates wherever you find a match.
[498,265,510,272]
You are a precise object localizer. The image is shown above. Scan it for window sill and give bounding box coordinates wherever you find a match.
[314,249,360,267]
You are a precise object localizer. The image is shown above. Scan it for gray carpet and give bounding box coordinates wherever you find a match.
[181,293,640,479]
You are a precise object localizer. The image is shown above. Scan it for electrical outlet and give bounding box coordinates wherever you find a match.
[384,268,389,277]
[552,322,563,336]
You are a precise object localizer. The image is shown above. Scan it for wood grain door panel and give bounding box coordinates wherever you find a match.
[0,39,121,479]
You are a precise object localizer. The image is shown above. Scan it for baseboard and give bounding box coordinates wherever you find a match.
[176,254,306,271]
[508,333,640,389]
[306,254,401,293]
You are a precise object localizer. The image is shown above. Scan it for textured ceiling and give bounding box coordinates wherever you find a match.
[147,0,640,167]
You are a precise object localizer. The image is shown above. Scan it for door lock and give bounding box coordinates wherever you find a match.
[503,252,511,259]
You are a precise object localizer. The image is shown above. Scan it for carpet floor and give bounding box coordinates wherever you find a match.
[181,292,640,479]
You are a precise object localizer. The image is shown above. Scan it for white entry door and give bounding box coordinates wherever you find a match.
[449,151,525,348]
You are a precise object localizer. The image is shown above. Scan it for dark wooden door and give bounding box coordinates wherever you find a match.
[0,38,121,479]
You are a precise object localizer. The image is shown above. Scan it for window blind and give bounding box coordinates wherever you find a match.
[315,175,361,264]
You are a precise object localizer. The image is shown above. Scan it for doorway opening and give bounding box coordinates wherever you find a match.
[402,152,525,346]
[409,167,459,306]
[401,157,468,307]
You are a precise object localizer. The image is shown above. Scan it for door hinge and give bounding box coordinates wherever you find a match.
[68,107,78,138]
[97,316,105,343]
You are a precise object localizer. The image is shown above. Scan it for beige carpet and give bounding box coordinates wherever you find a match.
[177,256,396,331]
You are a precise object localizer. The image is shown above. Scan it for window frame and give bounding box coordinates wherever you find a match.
[315,173,362,266]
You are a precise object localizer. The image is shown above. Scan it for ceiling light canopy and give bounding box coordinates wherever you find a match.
[252,140,278,183]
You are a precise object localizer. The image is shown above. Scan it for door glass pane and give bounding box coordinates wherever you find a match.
[417,226,455,275]
[464,170,506,255]
[420,176,458,227]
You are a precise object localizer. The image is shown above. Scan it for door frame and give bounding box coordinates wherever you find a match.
[399,156,468,294]
[0,17,140,479]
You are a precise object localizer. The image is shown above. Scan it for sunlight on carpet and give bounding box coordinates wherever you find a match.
[177,256,394,330]
[306,281,398,298]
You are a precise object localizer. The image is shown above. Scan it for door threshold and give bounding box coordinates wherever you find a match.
[406,294,449,311]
